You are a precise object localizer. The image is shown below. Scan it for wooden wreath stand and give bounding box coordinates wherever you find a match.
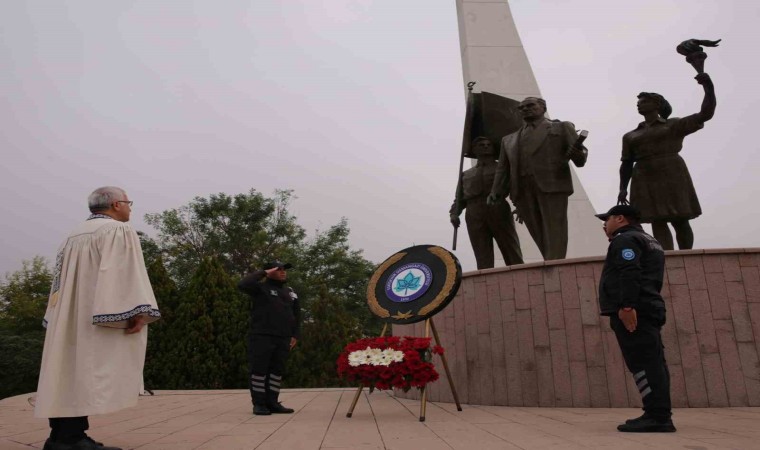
[345,317,462,422]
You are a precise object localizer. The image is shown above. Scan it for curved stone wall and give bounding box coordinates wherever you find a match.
[393,249,760,407]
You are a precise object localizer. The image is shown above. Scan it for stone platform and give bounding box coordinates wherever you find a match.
[2,389,760,449]
[395,248,760,408]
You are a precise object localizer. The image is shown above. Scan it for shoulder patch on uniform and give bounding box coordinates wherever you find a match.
[621,249,636,260]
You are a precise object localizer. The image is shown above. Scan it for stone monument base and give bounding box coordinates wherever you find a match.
[393,249,760,407]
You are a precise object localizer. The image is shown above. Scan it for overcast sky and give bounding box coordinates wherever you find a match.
[1,0,758,276]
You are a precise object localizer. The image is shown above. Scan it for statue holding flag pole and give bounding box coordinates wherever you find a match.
[450,82,523,269]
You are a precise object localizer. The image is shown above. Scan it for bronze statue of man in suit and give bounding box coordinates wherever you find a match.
[487,97,587,260]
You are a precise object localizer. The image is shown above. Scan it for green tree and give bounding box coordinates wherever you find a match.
[206,258,248,388]
[137,231,162,269]
[0,256,51,334]
[0,257,51,399]
[292,219,380,337]
[286,285,363,388]
[0,332,45,399]
[156,257,248,389]
[143,256,180,388]
[144,189,305,285]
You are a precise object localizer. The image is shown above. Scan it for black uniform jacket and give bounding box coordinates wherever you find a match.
[598,224,665,316]
[238,270,301,339]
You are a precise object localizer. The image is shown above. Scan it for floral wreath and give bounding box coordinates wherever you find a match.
[337,336,444,391]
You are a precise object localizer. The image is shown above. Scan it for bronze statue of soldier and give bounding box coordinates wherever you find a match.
[487,97,588,261]
[450,136,523,269]
[617,38,719,250]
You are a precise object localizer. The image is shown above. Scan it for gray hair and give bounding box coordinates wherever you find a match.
[88,186,126,212]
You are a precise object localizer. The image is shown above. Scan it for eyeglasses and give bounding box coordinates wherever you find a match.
[115,201,134,207]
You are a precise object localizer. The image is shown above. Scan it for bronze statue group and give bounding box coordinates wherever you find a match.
[450,48,717,269]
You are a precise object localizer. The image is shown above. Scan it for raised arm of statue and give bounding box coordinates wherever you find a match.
[695,73,716,123]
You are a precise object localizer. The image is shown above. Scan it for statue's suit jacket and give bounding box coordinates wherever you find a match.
[494,120,587,203]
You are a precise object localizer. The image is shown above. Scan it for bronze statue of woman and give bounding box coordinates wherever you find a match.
[617,72,716,250]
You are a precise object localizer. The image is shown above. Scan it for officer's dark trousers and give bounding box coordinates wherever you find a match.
[48,416,88,444]
[247,334,290,407]
[610,310,672,420]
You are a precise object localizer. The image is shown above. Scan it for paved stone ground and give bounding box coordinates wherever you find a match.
[1,389,759,449]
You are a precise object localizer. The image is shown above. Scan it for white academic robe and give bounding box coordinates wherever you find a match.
[34,217,161,418]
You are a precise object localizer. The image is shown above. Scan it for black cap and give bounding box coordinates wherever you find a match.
[263,260,293,270]
[595,204,641,221]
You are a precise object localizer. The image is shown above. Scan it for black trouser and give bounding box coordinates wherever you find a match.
[247,334,290,406]
[49,417,88,444]
[610,309,671,420]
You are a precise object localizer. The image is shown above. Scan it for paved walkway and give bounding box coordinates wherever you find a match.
[1,389,759,449]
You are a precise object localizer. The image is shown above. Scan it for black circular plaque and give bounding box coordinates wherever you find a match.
[366,244,462,324]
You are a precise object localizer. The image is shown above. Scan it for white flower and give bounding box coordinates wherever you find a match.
[347,347,404,367]
[388,349,404,363]
[348,350,365,367]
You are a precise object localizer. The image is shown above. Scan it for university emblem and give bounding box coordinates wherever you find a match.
[367,245,462,324]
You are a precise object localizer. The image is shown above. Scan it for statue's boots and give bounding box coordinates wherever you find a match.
[266,391,294,414]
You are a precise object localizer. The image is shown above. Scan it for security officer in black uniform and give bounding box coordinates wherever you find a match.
[595,205,675,433]
[238,260,301,416]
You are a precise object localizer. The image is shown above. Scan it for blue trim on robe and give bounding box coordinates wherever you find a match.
[92,304,162,325]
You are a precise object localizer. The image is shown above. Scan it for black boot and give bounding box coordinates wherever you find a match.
[266,391,294,414]
[625,412,651,424]
[252,391,271,416]
[253,404,271,416]
[617,417,676,433]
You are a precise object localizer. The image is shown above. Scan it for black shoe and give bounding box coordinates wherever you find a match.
[617,417,676,433]
[253,404,272,415]
[43,436,123,450]
[625,412,652,424]
[268,402,294,414]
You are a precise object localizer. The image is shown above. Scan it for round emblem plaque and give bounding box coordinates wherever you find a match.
[367,245,462,324]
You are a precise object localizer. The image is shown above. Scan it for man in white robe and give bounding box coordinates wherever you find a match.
[35,186,160,450]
